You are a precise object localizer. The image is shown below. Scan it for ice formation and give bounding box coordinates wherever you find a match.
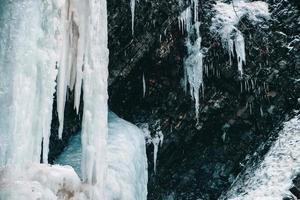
[210,0,270,76]
[178,6,192,34]
[141,123,164,173]
[0,0,109,199]
[56,112,148,200]
[184,34,203,119]
[178,2,203,119]
[152,130,164,173]
[0,164,85,200]
[220,115,300,200]
[0,0,58,167]
[143,73,146,97]
[130,0,136,35]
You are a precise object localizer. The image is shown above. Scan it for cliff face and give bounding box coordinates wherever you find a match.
[50,0,300,199]
[109,0,300,199]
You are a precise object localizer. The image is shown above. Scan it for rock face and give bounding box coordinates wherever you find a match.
[50,0,300,199]
[109,0,300,199]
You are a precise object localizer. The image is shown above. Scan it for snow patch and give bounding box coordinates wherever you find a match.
[0,164,85,200]
[220,115,300,200]
[210,0,270,76]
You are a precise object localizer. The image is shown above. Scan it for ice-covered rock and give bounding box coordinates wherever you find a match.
[210,0,270,76]
[56,112,148,200]
[220,115,300,200]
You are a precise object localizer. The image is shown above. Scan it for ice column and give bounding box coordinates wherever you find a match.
[0,0,58,167]
[80,1,109,199]
[184,35,203,119]
[178,2,203,119]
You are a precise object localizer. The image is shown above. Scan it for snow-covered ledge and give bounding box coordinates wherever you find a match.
[220,114,300,200]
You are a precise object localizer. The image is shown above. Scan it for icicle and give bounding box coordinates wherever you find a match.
[80,0,109,198]
[142,73,146,98]
[153,130,163,173]
[179,2,204,120]
[251,79,255,90]
[260,106,264,117]
[192,0,198,22]
[210,1,269,77]
[234,32,246,76]
[130,0,136,36]
[55,0,110,196]
[184,37,203,119]
[178,6,192,33]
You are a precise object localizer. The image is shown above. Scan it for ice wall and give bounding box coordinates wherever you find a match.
[0,0,58,167]
[56,112,148,200]
[210,0,270,76]
[220,115,300,200]
[0,0,109,198]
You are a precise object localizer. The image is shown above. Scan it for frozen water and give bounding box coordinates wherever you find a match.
[0,112,147,200]
[184,36,203,119]
[56,112,148,200]
[178,6,192,34]
[0,163,84,200]
[130,0,136,35]
[210,0,270,76]
[0,0,109,198]
[0,0,58,167]
[220,115,300,200]
[140,123,164,173]
[143,73,146,97]
[178,1,203,119]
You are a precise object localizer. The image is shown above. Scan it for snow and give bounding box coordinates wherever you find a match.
[0,163,84,200]
[210,0,270,76]
[220,114,300,200]
[56,112,148,200]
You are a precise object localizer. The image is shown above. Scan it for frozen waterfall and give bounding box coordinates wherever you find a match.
[0,112,147,200]
[0,0,58,168]
[56,112,148,200]
[0,0,116,199]
[178,3,203,119]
